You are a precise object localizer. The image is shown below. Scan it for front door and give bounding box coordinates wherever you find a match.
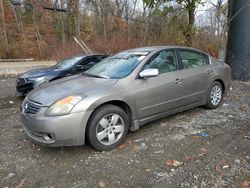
[133,49,185,120]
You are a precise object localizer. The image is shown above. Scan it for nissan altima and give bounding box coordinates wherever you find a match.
[16,54,108,96]
[20,46,231,151]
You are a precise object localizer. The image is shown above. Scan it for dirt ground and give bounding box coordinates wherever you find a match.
[0,77,249,188]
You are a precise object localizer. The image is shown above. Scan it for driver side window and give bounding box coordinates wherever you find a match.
[144,50,178,74]
[79,57,100,67]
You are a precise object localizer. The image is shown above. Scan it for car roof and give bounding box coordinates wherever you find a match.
[126,45,208,55]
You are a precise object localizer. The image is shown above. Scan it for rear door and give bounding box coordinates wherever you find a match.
[134,49,185,120]
[176,49,213,105]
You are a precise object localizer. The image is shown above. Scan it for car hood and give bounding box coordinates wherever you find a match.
[27,75,118,106]
[19,67,60,78]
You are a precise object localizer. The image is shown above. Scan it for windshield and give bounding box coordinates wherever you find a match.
[85,51,149,79]
[54,56,83,69]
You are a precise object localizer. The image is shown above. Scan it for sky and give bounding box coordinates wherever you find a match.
[196,0,227,25]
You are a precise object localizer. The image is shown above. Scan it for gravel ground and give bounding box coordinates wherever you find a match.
[0,78,249,188]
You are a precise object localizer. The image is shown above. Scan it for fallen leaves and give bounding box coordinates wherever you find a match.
[242,177,250,188]
[243,133,250,140]
[242,180,249,188]
[199,147,207,157]
[184,154,192,162]
[118,143,127,150]
[15,178,26,188]
[239,106,248,112]
[165,160,182,167]
[98,180,106,188]
[214,165,221,172]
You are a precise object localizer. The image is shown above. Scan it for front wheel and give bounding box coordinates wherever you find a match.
[86,105,129,151]
[205,81,223,109]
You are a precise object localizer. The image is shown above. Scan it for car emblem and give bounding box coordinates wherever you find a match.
[22,103,27,113]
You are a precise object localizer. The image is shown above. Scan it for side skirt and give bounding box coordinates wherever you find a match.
[137,102,204,127]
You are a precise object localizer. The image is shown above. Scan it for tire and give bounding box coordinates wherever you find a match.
[86,105,129,151]
[205,81,223,109]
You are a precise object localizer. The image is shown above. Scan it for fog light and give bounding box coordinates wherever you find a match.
[43,134,52,141]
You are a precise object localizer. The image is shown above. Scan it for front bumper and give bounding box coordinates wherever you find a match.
[20,107,93,146]
[16,77,48,95]
[16,82,34,95]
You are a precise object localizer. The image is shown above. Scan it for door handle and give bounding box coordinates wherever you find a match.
[206,69,213,74]
[174,78,182,84]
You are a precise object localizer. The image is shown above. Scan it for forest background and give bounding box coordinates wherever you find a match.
[0,0,228,60]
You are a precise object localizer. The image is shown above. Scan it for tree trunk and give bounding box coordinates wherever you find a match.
[0,0,8,49]
[60,13,66,45]
[216,1,223,51]
[226,0,250,80]
[10,4,27,57]
[101,3,108,40]
[125,3,129,46]
[31,0,43,58]
[187,7,195,46]
[76,0,81,39]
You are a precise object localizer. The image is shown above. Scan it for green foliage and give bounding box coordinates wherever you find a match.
[143,0,205,45]
[143,0,204,14]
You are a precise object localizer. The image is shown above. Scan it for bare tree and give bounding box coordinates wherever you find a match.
[10,2,28,57]
[86,0,112,40]
[29,0,43,57]
[0,0,8,49]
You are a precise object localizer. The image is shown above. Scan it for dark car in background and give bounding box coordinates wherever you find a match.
[16,54,108,96]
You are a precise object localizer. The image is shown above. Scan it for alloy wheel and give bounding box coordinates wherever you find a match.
[96,113,125,145]
[210,85,222,106]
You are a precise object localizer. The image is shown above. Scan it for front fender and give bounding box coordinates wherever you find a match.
[72,94,138,120]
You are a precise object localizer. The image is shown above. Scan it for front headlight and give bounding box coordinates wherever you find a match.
[30,77,46,82]
[29,77,50,87]
[45,95,85,116]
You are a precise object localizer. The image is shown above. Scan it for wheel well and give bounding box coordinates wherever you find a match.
[86,100,134,132]
[98,100,133,122]
[214,79,225,93]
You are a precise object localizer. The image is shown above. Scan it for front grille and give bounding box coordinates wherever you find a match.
[23,100,42,114]
[17,78,26,86]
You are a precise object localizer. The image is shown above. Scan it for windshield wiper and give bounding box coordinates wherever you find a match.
[83,73,110,79]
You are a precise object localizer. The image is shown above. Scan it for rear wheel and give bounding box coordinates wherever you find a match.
[205,81,223,109]
[86,105,129,151]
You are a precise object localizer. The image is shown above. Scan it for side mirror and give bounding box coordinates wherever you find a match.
[139,68,159,78]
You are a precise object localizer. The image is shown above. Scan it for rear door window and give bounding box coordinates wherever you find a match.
[179,50,208,69]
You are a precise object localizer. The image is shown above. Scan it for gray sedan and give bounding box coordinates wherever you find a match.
[20,46,231,151]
